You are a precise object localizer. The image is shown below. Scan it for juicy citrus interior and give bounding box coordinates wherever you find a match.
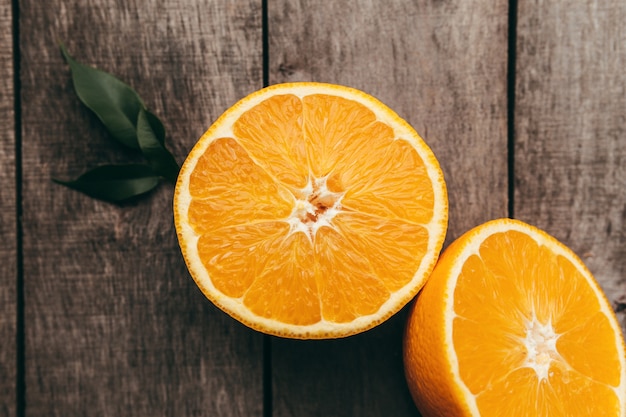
[404,218,626,416]
[174,82,448,339]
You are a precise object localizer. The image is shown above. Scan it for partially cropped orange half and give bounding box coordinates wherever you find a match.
[174,82,448,339]
[404,218,626,416]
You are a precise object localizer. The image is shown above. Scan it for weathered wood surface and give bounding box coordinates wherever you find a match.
[19,0,263,416]
[0,0,16,416]
[515,1,626,328]
[268,1,509,415]
[3,0,625,416]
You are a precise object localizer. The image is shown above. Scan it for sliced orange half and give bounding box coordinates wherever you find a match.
[174,82,448,339]
[404,218,626,416]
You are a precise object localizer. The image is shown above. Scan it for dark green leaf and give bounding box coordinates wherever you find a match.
[53,164,160,202]
[144,109,166,145]
[61,44,144,149]
[137,108,180,183]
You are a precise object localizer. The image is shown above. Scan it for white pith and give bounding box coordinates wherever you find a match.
[522,316,560,381]
[286,175,345,243]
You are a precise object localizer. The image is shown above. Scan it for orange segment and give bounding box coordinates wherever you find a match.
[301,93,378,178]
[552,254,602,333]
[404,218,626,416]
[548,363,622,415]
[453,255,527,336]
[474,362,621,416]
[243,232,321,326]
[314,226,390,323]
[197,221,289,298]
[187,138,293,232]
[324,120,395,191]
[557,311,621,386]
[233,94,309,189]
[332,212,429,292]
[174,82,447,339]
[475,367,549,417]
[452,315,527,395]
[476,231,535,322]
[339,138,435,224]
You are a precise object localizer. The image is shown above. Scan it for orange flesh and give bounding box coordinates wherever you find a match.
[452,231,622,416]
[187,94,434,325]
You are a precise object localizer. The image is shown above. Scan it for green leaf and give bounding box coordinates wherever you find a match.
[144,109,166,145]
[60,44,144,149]
[53,164,161,202]
[137,108,180,183]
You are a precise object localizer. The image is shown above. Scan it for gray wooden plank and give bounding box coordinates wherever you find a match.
[0,0,16,416]
[268,0,509,415]
[20,1,264,416]
[515,1,626,330]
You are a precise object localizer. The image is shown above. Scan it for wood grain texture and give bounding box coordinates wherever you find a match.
[268,0,509,415]
[515,1,626,329]
[19,1,264,416]
[0,0,16,416]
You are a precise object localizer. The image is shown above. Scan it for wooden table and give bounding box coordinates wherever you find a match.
[1,1,625,416]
